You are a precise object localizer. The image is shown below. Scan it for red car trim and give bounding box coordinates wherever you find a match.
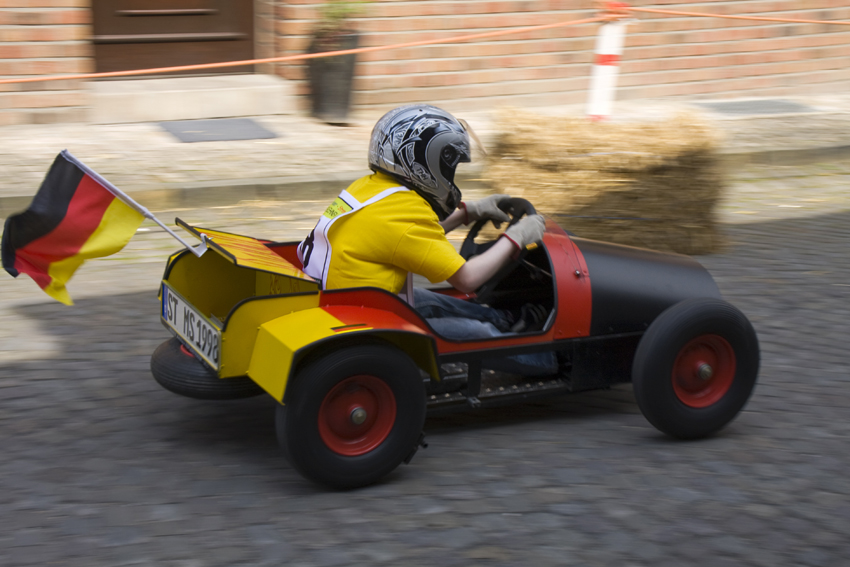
[544,220,592,339]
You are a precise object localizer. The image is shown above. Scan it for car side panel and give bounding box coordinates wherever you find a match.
[321,286,569,355]
[247,306,437,402]
[220,293,320,378]
[573,237,722,335]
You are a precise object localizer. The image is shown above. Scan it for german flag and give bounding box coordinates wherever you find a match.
[1,151,144,305]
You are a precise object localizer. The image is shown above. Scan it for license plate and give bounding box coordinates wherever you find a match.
[161,284,221,370]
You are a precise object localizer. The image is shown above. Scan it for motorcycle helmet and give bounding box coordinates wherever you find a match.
[368,104,471,220]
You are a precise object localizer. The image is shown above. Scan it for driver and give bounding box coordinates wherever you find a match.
[298,104,556,375]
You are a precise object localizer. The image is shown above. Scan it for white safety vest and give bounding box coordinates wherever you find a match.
[297,185,410,290]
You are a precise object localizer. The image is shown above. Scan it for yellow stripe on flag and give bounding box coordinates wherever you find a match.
[44,198,144,305]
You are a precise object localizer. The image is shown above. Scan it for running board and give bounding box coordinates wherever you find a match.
[426,376,573,413]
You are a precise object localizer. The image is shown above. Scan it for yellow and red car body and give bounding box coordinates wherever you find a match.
[153,215,759,488]
[157,215,722,408]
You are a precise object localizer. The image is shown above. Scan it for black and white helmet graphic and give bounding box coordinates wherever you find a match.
[368,104,471,220]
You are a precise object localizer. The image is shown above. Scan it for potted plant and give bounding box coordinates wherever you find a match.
[307,1,366,125]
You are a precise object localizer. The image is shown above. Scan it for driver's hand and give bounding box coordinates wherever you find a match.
[462,194,512,224]
[503,214,545,252]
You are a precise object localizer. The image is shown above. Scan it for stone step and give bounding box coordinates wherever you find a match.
[88,74,297,124]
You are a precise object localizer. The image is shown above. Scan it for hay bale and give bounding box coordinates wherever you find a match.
[482,109,726,255]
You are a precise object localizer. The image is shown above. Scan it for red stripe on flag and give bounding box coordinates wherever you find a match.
[13,174,116,288]
[595,54,620,66]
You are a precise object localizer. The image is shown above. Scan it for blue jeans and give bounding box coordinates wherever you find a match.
[413,288,558,377]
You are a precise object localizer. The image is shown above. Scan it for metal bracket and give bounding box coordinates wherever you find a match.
[403,432,428,464]
[465,360,483,408]
[190,233,211,257]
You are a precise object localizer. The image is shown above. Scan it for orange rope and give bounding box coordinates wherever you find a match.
[5,6,848,87]
[625,6,850,26]
[0,15,608,85]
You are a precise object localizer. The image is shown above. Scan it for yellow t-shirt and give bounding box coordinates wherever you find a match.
[323,173,466,293]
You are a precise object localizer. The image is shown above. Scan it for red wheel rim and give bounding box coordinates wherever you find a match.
[318,375,396,456]
[672,334,736,408]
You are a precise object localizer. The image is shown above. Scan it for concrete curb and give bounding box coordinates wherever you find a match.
[2,147,850,218]
[0,164,488,217]
[0,171,368,218]
[721,145,850,167]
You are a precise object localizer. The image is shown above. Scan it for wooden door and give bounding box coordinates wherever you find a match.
[92,0,254,75]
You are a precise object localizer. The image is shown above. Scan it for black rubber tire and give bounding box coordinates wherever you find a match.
[276,344,426,490]
[632,298,759,439]
[150,337,264,400]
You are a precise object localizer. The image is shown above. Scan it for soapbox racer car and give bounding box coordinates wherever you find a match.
[151,199,759,489]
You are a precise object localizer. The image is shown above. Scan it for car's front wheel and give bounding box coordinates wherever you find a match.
[632,298,759,439]
[276,344,426,489]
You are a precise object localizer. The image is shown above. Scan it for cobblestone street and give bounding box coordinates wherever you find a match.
[1,163,849,566]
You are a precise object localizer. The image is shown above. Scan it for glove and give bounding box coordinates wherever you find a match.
[503,214,545,252]
[462,194,512,224]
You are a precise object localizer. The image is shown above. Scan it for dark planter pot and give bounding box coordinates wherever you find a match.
[307,31,359,124]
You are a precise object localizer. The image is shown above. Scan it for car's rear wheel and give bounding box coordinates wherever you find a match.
[150,337,264,400]
[632,298,759,439]
[276,344,426,489]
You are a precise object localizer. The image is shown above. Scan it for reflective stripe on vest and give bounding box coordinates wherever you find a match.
[297,186,409,289]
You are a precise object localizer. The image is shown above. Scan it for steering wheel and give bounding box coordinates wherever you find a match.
[459,197,538,304]
[459,197,536,260]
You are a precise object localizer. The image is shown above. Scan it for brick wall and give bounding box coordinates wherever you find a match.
[278,0,850,113]
[255,0,278,75]
[616,0,850,101]
[1,1,849,124]
[0,0,92,126]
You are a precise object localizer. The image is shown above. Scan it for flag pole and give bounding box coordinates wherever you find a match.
[62,150,209,257]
